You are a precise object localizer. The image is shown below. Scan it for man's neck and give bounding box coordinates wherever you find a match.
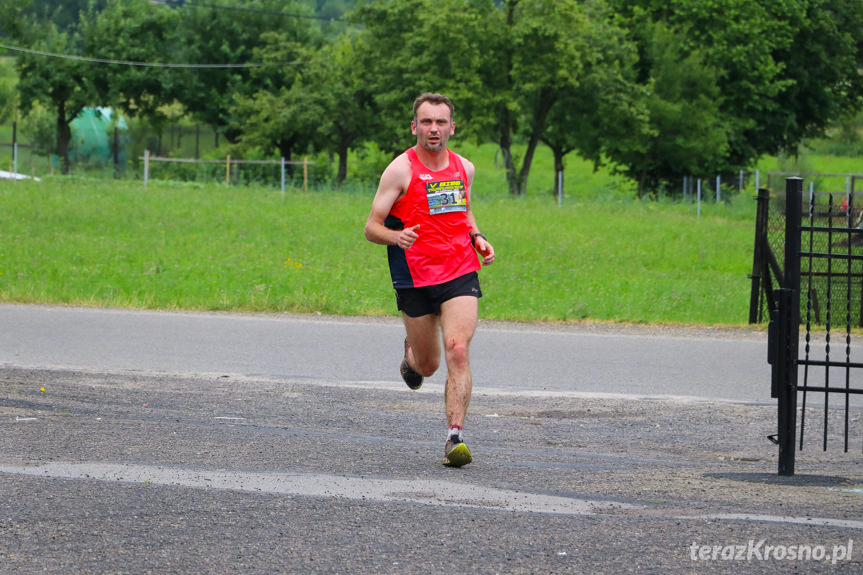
[413,145,450,171]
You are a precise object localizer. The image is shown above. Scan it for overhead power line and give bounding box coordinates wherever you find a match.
[0,42,291,68]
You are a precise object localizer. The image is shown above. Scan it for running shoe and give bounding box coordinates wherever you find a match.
[442,437,472,467]
[400,338,423,390]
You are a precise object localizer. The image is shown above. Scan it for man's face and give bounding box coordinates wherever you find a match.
[412,102,454,152]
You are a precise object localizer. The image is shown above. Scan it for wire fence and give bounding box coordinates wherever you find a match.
[1,119,329,188]
[141,151,315,195]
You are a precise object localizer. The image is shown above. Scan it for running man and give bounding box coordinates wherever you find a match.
[364,93,495,467]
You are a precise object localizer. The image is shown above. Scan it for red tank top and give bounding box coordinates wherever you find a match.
[385,148,479,288]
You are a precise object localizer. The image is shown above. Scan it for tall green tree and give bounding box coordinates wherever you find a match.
[613,21,729,196]
[311,36,369,184]
[8,0,180,173]
[768,0,863,152]
[538,0,647,199]
[489,0,597,196]
[80,0,179,123]
[351,0,488,156]
[171,0,320,143]
[611,0,863,170]
[229,32,322,172]
[354,0,626,196]
[235,32,370,183]
[14,20,91,174]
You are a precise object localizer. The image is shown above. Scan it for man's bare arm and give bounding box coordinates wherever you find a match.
[364,154,420,249]
[461,157,495,266]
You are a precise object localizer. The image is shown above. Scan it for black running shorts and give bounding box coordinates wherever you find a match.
[395,272,482,318]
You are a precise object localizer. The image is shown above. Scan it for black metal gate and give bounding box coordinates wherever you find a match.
[756,178,863,475]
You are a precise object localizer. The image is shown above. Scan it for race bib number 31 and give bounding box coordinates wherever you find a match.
[426,179,467,215]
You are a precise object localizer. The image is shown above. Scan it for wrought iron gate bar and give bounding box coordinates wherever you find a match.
[801,226,862,232]
[798,359,863,369]
[796,385,863,395]
[800,252,863,262]
[801,272,863,278]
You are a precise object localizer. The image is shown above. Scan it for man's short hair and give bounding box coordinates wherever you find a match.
[413,93,454,122]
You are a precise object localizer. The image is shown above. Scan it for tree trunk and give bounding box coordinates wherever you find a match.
[518,89,556,196]
[336,133,349,185]
[501,0,520,196]
[337,147,348,185]
[498,106,519,196]
[56,101,72,175]
[518,131,540,196]
[279,142,294,177]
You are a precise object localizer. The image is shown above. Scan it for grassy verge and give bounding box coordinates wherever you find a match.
[0,174,757,326]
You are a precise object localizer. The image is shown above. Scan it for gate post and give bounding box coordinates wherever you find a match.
[773,288,797,475]
[777,177,803,475]
[749,188,771,323]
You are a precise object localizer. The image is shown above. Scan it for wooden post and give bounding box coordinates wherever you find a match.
[144,149,150,187]
[303,157,308,193]
[226,155,231,186]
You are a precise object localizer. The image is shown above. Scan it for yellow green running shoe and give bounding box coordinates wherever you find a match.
[442,438,472,467]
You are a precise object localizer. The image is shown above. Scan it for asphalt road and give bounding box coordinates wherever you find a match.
[0,304,772,403]
[2,305,862,574]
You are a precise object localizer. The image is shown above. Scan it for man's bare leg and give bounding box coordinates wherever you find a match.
[402,312,441,378]
[439,296,478,429]
[401,296,478,467]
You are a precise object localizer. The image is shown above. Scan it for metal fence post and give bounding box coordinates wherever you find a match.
[697,179,702,216]
[12,121,18,178]
[281,157,286,200]
[777,177,803,475]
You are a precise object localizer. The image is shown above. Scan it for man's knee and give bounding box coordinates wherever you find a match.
[445,337,470,370]
[416,356,440,377]
[411,346,440,377]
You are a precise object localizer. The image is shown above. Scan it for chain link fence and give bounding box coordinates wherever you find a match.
[751,175,863,328]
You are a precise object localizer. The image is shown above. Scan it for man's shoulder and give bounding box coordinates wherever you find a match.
[389,150,413,169]
[380,151,413,187]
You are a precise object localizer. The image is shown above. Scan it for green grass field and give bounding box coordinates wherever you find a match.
[5,91,857,328]
[0,167,759,326]
[3,50,860,328]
